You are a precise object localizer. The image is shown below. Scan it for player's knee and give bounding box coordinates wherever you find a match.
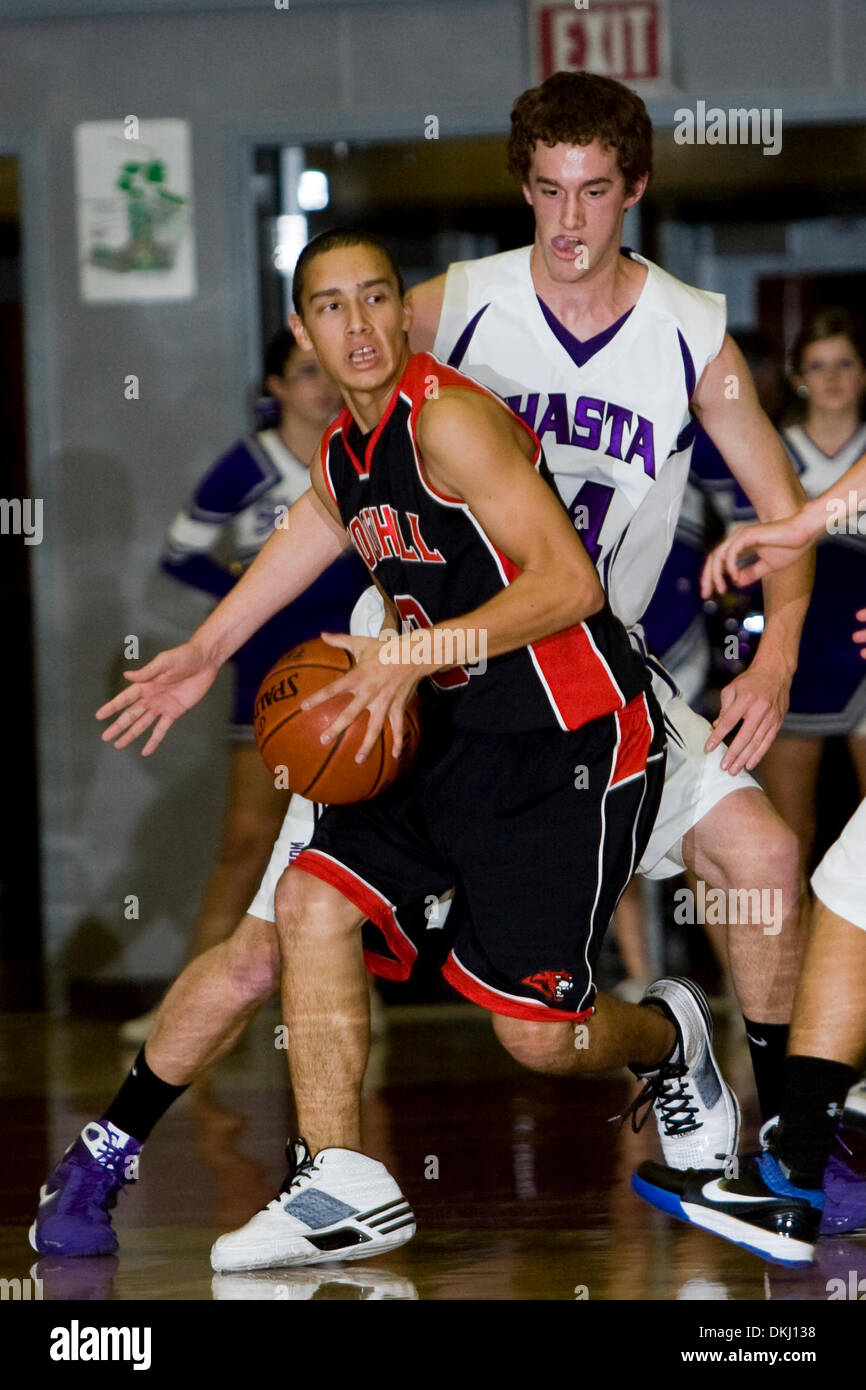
[224,916,279,1002]
[492,1014,576,1074]
[761,818,803,901]
[708,808,803,902]
[273,867,361,944]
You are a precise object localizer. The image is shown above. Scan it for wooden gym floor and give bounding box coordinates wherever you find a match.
[2,1005,865,1302]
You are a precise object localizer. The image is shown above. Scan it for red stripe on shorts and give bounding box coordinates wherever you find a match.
[442,950,594,1023]
[611,692,652,788]
[292,848,417,982]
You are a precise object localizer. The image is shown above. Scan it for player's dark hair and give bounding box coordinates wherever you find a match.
[507,70,653,192]
[292,228,405,315]
[791,306,866,373]
[261,326,299,394]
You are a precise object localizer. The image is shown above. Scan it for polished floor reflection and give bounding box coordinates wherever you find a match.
[2,1007,864,1301]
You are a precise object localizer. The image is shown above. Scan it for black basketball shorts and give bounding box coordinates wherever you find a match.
[293,690,666,1022]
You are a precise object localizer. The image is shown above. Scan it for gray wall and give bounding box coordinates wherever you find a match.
[3,0,865,998]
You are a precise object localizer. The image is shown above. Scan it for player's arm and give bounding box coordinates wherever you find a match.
[690,333,814,772]
[98,460,351,755]
[703,447,866,591]
[306,390,607,764]
[406,273,447,353]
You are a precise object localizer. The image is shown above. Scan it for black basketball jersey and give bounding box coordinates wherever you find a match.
[320,352,650,733]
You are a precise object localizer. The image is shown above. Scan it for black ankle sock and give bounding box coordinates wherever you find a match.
[101,1046,189,1144]
[743,1017,789,1121]
[775,1054,857,1188]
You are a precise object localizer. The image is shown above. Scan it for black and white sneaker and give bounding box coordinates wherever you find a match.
[632,1152,822,1267]
[210,1139,415,1272]
[622,977,740,1171]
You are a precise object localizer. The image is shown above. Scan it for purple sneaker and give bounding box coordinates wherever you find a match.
[821,1152,866,1235]
[29,1121,141,1256]
[759,1115,866,1236]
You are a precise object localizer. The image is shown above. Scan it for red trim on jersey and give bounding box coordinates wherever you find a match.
[319,415,347,503]
[341,430,367,480]
[365,380,404,469]
[442,951,594,1024]
[492,544,624,729]
[292,848,417,982]
[404,352,543,500]
[611,693,653,787]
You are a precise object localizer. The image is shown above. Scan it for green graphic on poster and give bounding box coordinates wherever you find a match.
[75,120,196,302]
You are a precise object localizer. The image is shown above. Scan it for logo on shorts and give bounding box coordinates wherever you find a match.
[522,970,574,1003]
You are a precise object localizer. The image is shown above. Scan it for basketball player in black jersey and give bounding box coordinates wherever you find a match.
[32,228,742,1272]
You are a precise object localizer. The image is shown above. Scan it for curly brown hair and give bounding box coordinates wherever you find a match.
[507,71,653,191]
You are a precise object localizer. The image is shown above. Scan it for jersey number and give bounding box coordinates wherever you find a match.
[394,594,470,690]
[569,481,615,564]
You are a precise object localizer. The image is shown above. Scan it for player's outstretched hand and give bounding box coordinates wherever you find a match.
[854,607,866,658]
[96,642,219,755]
[301,631,420,764]
[701,513,815,597]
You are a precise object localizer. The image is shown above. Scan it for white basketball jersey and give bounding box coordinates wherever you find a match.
[433,247,726,628]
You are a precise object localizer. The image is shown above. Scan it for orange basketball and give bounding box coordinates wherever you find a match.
[253,637,421,804]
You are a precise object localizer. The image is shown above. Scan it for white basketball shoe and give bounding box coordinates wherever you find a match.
[210,1139,415,1272]
[624,977,741,1171]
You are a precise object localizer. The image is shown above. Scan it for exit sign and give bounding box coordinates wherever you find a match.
[531,1,671,89]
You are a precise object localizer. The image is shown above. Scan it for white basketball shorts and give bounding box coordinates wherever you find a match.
[629,632,758,880]
[811,797,866,932]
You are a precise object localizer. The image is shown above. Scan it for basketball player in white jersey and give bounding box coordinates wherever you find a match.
[634,447,866,1263]
[404,72,812,1134]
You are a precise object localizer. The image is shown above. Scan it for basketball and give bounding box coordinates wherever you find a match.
[253,637,421,803]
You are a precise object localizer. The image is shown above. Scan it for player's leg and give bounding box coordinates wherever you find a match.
[443,694,739,1170]
[209,773,454,1271]
[29,910,281,1258]
[28,792,317,1257]
[759,732,824,868]
[635,661,807,1125]
[633,802,866,1264]
[272,867,370,1155]
[145,913,279,1081]
[632,900,866,1266]
[839,733,866,1127]
[683,787,807,1119]
[209,867,417,1273]
[492,993,674,1073]
[185,744,287,959]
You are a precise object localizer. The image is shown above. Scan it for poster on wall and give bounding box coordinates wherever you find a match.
[529,0,672,92]
[74,118,196,303]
